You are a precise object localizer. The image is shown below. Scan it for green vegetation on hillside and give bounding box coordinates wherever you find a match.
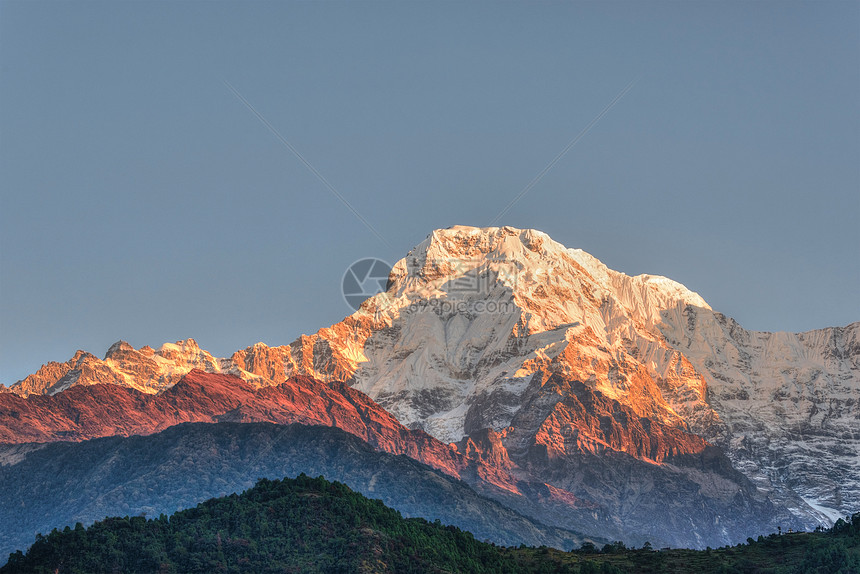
[3,474,858,574]
[2,475,546,574]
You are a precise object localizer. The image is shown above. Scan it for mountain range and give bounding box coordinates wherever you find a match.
[2,225,857,553]
[0,421,593,561]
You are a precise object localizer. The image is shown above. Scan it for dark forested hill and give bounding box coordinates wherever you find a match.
[3,474,859,574]
[3,474,538,574]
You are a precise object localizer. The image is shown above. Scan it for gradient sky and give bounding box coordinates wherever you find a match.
[1,1,858,384]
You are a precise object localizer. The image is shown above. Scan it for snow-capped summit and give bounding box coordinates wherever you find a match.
[374,225,709,332]
[266,225,858,526]
[12,338,231,396]
[286,225,719,442]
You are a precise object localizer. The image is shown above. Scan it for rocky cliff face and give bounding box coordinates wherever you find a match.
[660,310,860,521]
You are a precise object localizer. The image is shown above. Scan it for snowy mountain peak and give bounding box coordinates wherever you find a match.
[104,340,135,359]
[368,225,710,339]
[294,226,855,526]
[12,338,230,397]
[9,225,858,529]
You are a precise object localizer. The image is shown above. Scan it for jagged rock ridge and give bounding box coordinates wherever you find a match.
[0,370,793,548]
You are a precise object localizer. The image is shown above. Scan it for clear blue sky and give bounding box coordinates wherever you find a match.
[1,1,858,384]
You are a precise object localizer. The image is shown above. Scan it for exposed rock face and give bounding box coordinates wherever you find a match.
[452,373,796,547]
[660,310,860,521]
[497,374,710,464]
